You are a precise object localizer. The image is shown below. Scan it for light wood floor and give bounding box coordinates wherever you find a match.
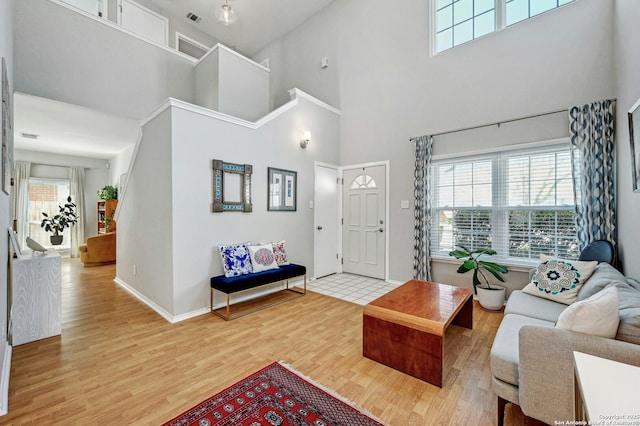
[4,259,527,425]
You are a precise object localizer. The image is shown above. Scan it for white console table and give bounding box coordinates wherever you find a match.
[10,252,62,346]
[574,351,640,421]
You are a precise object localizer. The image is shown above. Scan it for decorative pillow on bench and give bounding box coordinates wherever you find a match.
[248,244,280,273]
[272,240,290,266]
[218,242,253,277]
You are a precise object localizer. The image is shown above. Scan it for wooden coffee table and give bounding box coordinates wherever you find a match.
[363,280,473,387]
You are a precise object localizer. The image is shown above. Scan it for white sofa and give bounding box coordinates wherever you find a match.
[490,263,640,425]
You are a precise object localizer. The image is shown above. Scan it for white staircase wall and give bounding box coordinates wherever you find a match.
[195,45,270,122]
[116,92,340,319]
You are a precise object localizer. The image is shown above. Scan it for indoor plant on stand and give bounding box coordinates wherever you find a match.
[449,245,509,311]
[41,196,78,245]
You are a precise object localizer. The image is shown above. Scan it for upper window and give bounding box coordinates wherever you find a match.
[434,0,574,54]
[430,142,580,265]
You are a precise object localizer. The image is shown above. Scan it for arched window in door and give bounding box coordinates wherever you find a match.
[350,174,377,190]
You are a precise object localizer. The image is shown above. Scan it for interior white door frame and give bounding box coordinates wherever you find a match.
[314,161,340,280]
[339,160,390,282]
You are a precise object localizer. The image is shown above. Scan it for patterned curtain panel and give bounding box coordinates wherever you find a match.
[413,135,433,281]
[569,99,616,252]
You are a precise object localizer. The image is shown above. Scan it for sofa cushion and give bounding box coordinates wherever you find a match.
[490,314,555,386]
[556,286,620,338]
[522,255,597,305]
[614,279,640,344]
[576,262,627,301]
[505,290,568,323]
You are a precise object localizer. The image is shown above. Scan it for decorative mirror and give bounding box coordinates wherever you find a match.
[211,159,252,212]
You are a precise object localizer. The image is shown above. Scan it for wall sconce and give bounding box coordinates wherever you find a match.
[300,131,311,149]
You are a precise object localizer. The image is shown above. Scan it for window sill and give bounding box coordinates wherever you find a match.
[430,255,537,273]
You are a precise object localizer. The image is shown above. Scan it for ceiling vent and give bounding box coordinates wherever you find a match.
[186,12,202,23]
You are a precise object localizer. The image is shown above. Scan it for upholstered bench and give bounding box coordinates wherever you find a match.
[210,264,306,320]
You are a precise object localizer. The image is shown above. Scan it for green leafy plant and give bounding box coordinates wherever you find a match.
[449,245,508,293]
[97,185,118,200]
[41,196,78,236]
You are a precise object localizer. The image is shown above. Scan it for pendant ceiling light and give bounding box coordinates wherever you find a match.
[215,0,237,26]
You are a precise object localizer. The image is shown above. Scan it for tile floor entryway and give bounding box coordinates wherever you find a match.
[308,273,401,305]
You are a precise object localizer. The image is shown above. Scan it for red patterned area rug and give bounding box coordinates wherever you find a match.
[162,361,385,426]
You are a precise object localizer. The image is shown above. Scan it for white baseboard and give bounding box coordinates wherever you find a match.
[0,342,12,416]
[113,277,307,323]
[114,277,175,323]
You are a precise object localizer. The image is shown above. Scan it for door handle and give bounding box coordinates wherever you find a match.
[379,228,384,232]
[317,226,323,230]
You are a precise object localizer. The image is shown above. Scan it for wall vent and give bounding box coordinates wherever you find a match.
[21,133,39,139]
[186,12,201,23]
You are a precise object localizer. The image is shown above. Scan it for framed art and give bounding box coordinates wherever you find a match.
[628,97,640,193]
[268,167,297,211]
[211,159,253,212]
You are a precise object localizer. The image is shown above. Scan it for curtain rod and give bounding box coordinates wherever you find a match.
[409,100,617,141]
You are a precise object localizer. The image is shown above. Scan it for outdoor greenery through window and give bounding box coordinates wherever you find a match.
[434,0,574,54]
[430,142,580,265]
[28,178,72,250]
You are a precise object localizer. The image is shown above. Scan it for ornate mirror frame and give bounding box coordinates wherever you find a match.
[211,159,253,212]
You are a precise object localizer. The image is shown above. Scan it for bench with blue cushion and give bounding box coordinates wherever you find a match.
[210,264,306,320]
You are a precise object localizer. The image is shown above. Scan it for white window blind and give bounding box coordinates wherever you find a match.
[430,142,580,264]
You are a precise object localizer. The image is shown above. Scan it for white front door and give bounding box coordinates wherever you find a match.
[118,0,168,45]
[342,165,386,279]
[314,164,339,278]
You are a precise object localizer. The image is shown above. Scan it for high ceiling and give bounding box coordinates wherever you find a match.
[15,0,336,160]
[134,0,336,56]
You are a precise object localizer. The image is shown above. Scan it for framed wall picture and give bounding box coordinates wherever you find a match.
[268,167,296,211]
[628,97,640,193]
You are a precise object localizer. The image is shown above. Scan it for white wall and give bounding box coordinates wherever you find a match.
[217,48,270,122]
[0,0,14,414]
[194,46,270,122]
[14,0,196,120]
[116,95,340,318]
[253,0,617,288]
[613,0,640,279]
[109,143,136,191]
[115,108,174,313]
[14,150,109,239]
[194,49,220,112]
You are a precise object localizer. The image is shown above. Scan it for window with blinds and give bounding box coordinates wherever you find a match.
[430,142,580,264]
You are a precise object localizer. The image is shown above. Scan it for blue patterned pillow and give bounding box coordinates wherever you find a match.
[218,243,253,277]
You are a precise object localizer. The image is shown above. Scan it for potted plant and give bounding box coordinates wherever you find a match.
[41,196,78,245]
[97,185,117,200]
[449,245,509,311]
